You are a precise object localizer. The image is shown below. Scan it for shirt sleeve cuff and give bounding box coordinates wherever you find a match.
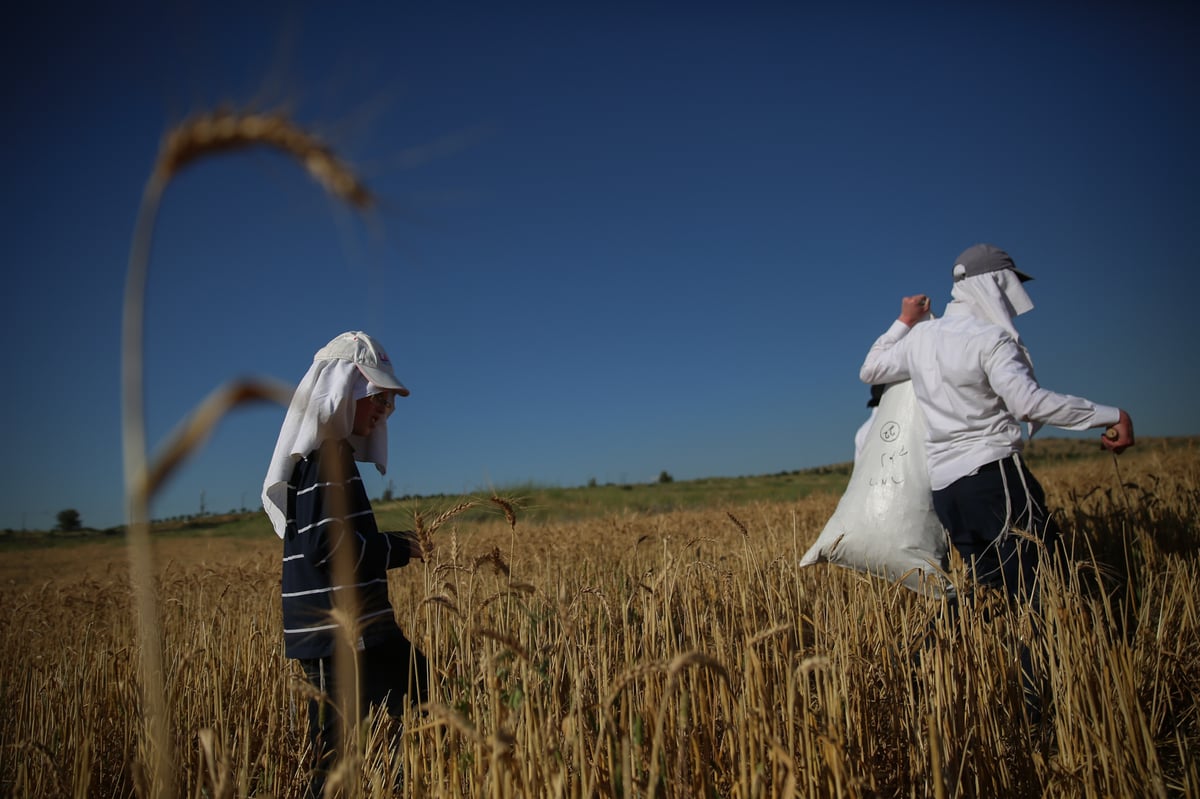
[886,319,912,339]
[1093,404,1121,427]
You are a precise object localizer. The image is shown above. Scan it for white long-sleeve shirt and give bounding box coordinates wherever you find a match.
[860,305,1120,491]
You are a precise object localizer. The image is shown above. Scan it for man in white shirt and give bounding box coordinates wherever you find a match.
[860,243,1134,608]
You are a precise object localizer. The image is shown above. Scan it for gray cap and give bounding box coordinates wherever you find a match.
[953,243,1033,282]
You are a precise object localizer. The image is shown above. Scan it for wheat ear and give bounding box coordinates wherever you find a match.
[154,109,374,207]
[122,107,374,799]
[490,495,518,529]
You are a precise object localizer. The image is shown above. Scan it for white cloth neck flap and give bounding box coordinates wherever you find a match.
[950,268,1041,437]
[261,359,389,538]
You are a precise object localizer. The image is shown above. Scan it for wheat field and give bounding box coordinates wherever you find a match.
[2,442,1197,798]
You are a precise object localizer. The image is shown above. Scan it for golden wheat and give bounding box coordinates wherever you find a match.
[3,447,1198,797]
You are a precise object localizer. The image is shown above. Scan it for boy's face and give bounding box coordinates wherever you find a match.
[352,392,394,437]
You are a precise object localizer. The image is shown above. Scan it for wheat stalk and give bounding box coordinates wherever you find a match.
[474,546,512,577]
[426,499,480,535]
[473,627,530,661]
[490,495,518,529]
[646,651,732,799]
[417,595,462,617]
[154,108,373,207]
[121,107,374,799]
[571,586,615,627]
[141,379,294,499]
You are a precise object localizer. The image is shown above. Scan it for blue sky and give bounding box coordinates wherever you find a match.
[3,2,1196,531]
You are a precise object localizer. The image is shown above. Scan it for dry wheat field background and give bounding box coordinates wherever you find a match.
[2,442,1197,798]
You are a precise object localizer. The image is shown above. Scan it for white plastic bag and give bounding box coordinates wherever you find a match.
[801,380,950,596]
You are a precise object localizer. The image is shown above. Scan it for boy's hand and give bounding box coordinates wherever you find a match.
[396,530,424,561]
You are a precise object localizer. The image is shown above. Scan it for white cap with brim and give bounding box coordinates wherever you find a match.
[313,331,410,396]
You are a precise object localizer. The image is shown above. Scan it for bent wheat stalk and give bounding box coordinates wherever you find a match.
[121,108,373,799]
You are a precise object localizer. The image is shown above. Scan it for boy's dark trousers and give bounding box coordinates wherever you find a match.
[298,636,429,798]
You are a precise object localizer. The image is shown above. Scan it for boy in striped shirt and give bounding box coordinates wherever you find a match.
[263,331,427,795]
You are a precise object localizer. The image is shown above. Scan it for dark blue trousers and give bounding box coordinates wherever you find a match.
[932,454,1061,610]
[931,454,1061,721]
[299,636,429,797]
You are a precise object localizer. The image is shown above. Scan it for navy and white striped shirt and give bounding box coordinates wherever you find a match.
[281,438,414,659]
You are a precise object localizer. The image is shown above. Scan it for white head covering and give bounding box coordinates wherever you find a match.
[949,266,1041,436]
[261,356,393,538]
[949,266,1033,343]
